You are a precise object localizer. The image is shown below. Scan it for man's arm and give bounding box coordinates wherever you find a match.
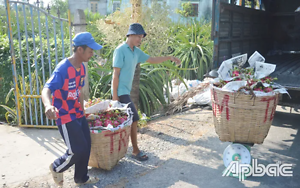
[147,56,181,65]
[41,88,58,120]
[112,67,121,101]
[79,88,85,114]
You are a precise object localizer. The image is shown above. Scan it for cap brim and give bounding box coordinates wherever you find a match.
[126,33,147,37]
[87,42,103,50]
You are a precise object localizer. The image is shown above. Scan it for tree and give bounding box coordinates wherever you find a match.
[130,0,142,111]
[49,0,69,18]
[175,2,195,18]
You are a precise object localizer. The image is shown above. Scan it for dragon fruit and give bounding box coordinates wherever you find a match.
[113,120,120,127]
[94,119,103,127]
[104,119,113,127]
[118,117,126,124]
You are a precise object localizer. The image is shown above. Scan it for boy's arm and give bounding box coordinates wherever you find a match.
[42,70,64,120]
[112,67,121,101]
[112,48,124,101]
[79,88,85,115]
[41,88,58,120]
[147,56,181,65]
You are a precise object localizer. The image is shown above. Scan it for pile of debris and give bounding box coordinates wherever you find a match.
[165,79,211,115]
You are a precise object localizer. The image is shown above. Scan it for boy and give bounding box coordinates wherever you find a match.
[112,23,181,161]
[42,32,101,186]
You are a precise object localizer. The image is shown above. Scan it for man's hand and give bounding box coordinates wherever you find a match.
[113,95,119,101]
[45,105,59,120]
[170,56,181,66]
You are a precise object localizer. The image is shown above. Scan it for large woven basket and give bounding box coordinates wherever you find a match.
[88,125,131,170]
[211,85,279,144]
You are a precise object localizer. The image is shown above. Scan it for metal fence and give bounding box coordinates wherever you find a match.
[4,0,72,128]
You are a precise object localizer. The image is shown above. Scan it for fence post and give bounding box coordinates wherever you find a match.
[73,9,89,101]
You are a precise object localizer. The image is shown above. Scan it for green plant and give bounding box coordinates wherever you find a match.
[87,1,200,116]
[49,0,69,18]
[88,1,177,116]
[96,1,173,63]
[170,21,213,80]
[0,2,71,39]
[0,72,45,125]
[90,59,188,116]
[0,88,17,124]
[175,2,196,18]
[138,110,149,127]
[0,33,70,122]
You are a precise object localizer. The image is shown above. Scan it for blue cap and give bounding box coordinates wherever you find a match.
[126,23,147,37]
[72,32,103,50]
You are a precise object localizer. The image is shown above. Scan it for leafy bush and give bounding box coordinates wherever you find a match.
[170,21,213,80]
[89,2,188,116]
[0,33,71,122]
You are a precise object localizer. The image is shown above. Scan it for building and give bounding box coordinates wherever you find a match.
[68,0,108,15]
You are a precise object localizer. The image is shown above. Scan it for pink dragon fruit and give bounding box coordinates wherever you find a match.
[104,119,113,127]
[264,87,273,93]
[232,70,240,77]
[118,117,126,124]
[94,119,103,127]
[105,112,113,119]
[113,120,120,127]
[98,114,105,119]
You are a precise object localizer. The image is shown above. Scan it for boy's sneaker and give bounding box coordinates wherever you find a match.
[76,176,99,186]
[49,163,63,186]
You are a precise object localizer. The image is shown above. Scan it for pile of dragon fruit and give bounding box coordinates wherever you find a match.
[87,110,128,128]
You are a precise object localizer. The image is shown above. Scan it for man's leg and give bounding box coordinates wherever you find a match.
[74,117,93,184]
[131,120,139,155]
[52,118,90,183]
[130,117,148,161]
[119,95,148,160]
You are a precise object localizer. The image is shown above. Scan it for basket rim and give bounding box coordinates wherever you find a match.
[210,84,279,98]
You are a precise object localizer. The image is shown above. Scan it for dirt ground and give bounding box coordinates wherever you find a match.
[1,106,300,188]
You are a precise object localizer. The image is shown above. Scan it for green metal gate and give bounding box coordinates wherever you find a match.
[4,0,72,128]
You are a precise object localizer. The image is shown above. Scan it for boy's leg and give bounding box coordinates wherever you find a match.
[130,120,139,154]
[119,95,148,160]
[52,118,90,183]
[74,117,92,184]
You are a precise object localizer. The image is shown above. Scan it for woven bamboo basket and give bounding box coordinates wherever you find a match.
[88,125,131,170]
[211,85,279,144]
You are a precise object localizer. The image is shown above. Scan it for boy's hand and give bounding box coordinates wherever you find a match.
[170,56,181,66]
[113,95,119,101]
[45,105,59,120]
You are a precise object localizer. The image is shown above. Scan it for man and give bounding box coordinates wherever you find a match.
[42,32,102,186]
[112,23,181,161]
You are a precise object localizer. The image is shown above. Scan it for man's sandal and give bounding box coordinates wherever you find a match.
[76,176,99,186]
[49,163,63,186]
[131,151,149,161]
